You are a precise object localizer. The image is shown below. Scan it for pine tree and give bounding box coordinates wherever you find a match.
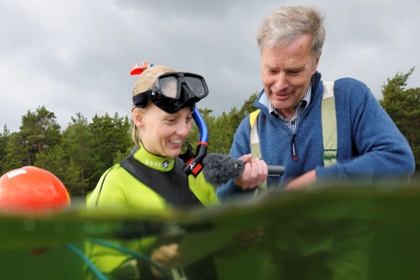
[379,67,420,171]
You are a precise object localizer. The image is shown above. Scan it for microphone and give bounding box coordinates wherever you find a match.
[202,153,285,186]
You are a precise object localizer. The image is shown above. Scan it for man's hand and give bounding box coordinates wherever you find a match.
[150,243,182,279]
[233,154,268,191]
[285,170,316,190]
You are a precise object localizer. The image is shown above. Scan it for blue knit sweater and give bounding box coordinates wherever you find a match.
[216,72,415,199]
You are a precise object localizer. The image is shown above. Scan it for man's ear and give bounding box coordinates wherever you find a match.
[314,51,322,69]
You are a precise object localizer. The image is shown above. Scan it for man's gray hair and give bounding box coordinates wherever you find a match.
[257,6,325,62]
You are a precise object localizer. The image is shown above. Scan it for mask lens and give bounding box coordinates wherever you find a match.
[135,72,208,114]
[184,76,208,98]
[158,76,179,99]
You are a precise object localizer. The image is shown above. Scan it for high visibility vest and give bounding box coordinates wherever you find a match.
[250,81,337,190]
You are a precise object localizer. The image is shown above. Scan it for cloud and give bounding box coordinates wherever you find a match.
[1,0,419,133]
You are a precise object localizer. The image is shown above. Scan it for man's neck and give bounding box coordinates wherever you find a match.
[276,107,298,120]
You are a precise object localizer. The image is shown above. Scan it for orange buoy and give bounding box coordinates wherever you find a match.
[0,166,70,213]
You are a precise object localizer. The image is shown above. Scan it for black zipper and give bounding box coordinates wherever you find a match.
[291,133,298,161]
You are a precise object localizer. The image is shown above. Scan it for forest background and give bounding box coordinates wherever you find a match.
[0,69,419,199]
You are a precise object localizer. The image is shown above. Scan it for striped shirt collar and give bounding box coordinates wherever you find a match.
[269,84,312,132]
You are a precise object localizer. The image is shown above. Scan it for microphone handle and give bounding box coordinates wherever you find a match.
[268,165,285,177]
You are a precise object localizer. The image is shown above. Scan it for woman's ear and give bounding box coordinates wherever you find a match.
[132,108,144,128]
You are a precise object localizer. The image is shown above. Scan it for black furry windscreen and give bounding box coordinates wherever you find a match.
[202,153,245,186]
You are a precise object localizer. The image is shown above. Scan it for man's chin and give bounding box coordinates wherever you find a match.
[271,101,289,111]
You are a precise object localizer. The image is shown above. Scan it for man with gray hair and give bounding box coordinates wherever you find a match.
[217,4,414,208]
[216,5,415,279]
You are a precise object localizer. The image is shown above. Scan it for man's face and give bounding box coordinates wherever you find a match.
[261,34,320,119]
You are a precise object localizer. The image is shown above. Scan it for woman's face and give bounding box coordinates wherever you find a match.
[134,105,193,157]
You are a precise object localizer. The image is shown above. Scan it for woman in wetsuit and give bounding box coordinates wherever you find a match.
[85,65,218,280]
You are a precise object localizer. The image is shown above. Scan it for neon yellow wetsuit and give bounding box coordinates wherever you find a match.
[84,142,218,279]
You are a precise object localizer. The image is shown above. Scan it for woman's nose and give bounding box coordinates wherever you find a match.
[177,122,190,136]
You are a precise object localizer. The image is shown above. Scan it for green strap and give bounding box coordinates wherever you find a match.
[249,110,267,191]
[250,109,262,162]
[321,81,338,167]
[250,109,260,128]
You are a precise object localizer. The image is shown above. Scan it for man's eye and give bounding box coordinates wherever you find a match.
[288,70,302,75]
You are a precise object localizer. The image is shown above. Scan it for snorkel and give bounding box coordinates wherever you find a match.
[182,108,208,176]
[130,62,209,177]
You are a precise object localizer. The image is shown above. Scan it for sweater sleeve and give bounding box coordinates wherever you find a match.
[315,78,415,182]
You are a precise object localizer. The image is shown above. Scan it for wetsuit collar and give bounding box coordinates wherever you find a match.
[133,141,176,172]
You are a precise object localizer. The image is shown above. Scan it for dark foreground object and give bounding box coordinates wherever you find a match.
[1,182,420,279]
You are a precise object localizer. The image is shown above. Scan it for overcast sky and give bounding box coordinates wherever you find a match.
[1,0,419,133]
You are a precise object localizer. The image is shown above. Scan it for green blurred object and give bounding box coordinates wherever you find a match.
[2,183,420,279]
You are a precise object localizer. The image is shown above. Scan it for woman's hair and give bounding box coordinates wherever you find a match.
[131,65,175,145]
[257,6,325,63]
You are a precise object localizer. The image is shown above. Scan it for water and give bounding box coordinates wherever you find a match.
[1,183,420,279]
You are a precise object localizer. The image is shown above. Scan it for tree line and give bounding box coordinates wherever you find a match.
[0,68,419,198]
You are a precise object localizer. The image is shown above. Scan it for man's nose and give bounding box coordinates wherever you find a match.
[272,72,288,92]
